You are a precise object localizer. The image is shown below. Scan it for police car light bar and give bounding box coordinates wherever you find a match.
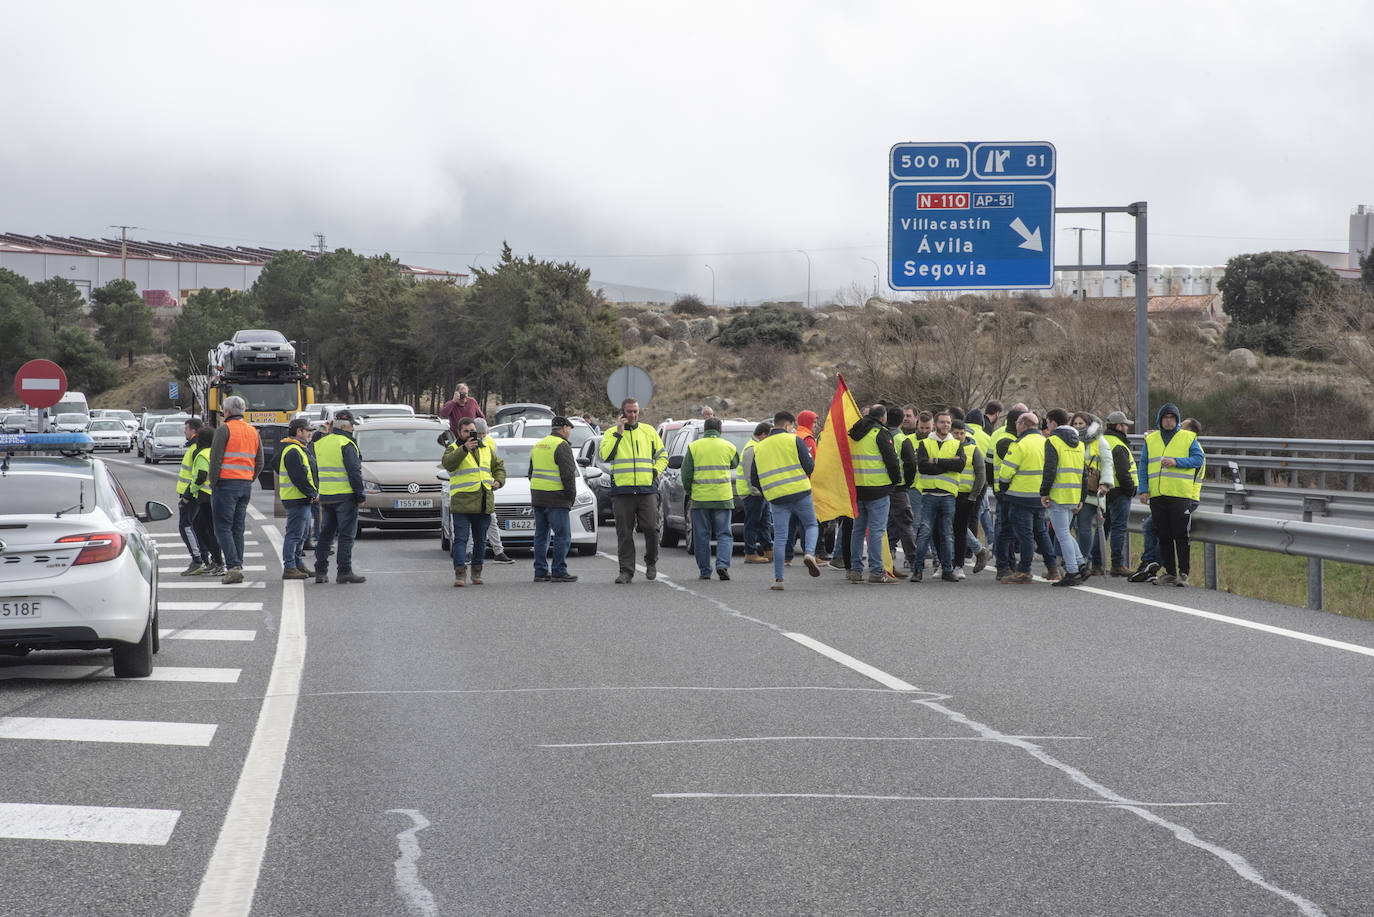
[1,432,96,453]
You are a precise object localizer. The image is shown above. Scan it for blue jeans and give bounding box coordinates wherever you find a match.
[914,492,956,573]
[770,497,818,581]
[1007,501,1039,573]
[1106,493,1132,568]
[743,495,771,555]
[316,499,359,575]
[977,490,994,548]
[850,495,891,576]
[211,478,253,569]
[451,513,491,569]
[692,506,733,574]
[1140,512,1160,566]
[283,502,313,572]
[1073,503,1103,567]
[533,506,571,577]
[994,494,1013,570]
[1046,501,1083,573]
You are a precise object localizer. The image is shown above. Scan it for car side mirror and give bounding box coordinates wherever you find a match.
[668,454,684,470]
[577,455,591,467]
[583,466,603,481]
[437,431,453,447]
[140,500,173,523]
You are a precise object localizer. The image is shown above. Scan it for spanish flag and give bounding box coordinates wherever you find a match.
[811,374,860,522]
[811,374,897,577]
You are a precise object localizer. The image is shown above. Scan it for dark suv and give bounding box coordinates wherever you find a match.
[657,419,758,553]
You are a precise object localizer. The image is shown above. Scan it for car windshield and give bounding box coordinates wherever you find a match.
[0,467,95,515]
[723,430,753,452]
[353,406,414,418]
[483,443,534,475]
[108,410,136,423]
[57,413,87,424]
[235,330,286,343]
[154,422,185,437]
[354,427,444,462]
[220,382,299,412]
[90,420,125,431]
[518,422,595,449]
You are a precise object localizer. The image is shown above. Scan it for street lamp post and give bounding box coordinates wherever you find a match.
[860,257,880,298]
[794,250,811,308]
[704,263,715,305]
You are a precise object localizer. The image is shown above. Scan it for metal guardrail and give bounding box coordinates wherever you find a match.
[1126,434,1374,458]
[1199,483,1374,524]
[1125,503,1374,611]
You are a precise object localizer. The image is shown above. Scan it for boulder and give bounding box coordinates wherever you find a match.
[671,340,694,358]
[620,325,642,350]
[1225,348,1259,371]
[670,319,692,341]
[647,334,669,349]
[687,316,720,340]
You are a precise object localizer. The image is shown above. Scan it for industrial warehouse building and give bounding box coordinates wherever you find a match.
[0,233,466,313]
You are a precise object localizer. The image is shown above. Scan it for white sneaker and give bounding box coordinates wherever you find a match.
[954,567,966,580]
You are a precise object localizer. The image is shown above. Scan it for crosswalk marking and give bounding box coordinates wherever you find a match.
[160,628,256,641]
[0,803,180,846]
[152,535,259,545]
[158,581,266,590]
[0,716,216,746]
[0,665,241,683]
[159,602,262,611]
[160,566,266,574]
[160,552,264,560]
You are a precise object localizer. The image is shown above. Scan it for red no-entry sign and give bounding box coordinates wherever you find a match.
[13,359,68,409]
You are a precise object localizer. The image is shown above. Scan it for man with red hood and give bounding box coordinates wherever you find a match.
[795,410,819,458]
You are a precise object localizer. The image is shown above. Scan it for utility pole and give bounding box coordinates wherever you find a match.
[704,263,715,305]
[1067,226,1099,300]
[109,224,139,281]
[313,232,327,257]
[794,250,811,308]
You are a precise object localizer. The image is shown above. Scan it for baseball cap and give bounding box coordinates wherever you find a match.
[333,410,356,424]
[1105,411,1130,425]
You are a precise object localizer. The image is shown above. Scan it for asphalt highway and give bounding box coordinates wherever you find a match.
[3,457,1372,916]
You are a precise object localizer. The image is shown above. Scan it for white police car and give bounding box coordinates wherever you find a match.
[0,432,171,677]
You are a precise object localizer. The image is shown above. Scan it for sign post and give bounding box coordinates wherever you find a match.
[13,359,68,410]
[888,141,1056,291]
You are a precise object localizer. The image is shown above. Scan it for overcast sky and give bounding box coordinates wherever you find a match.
[3,1,1371,304]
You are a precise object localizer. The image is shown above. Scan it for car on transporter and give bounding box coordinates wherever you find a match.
[351,417,450,534]
[0,432,170,677]
[437,436,599,556]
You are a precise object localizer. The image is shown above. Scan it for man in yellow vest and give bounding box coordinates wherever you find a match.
[528,416,578,584]
[1138,404,1205,586]
[884,406,919,574]
[313,410,368,584]
[277,418,318,580]
[911,409,966,583]
[990,402,1029,579]
[443,416,506,586]
[1041,409,1087,586]
[1102,410,1139,577]
[682,416,740,580]
[847,403,903,584]
[599,398,668,584]
[997,411,1062,584]
[740,422,774,563]
[208,395,264,585]
[750,410,822,590]
[175,417,205,576]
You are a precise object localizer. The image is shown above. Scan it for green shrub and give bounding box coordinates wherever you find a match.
[716,304,805,352]
[670,294,709,315]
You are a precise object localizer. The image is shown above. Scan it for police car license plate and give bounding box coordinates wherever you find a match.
[0,599,41,619]
[506,519,535,530]
[394,498,432,509]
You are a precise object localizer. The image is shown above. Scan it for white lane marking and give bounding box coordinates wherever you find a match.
[190,547,304,916]
[783,632,918,691]
[0,716,216,746]
[161,566,266,574]
[540,735,1073,749]
[160,629,257,642]
[682,593,1327,915]
[246,506,267,522]
[654,793,1226,807]
[159,602,263,612]
[387,809,439,917]
[152,535,259,545]
[1075,584,1374,659]
[158,581,266,590]
[0,665,239,683]
[0,803,180,845]
[160,552,264,560]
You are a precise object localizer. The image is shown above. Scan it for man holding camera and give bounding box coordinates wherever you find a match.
[599,397,667,584]
[440,383,484,440]
[444,416,506,586]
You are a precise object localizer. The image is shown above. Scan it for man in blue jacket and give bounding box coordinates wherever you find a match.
[1138,403,1205,586]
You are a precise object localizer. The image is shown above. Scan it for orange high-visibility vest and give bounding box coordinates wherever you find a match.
[220,418,260,481]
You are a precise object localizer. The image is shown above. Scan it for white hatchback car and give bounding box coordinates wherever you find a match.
[0,433,171,677]
[438,436,599,556]
[87,418,134,452]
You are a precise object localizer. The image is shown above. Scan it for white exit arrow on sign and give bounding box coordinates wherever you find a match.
[1009,218,1043,252]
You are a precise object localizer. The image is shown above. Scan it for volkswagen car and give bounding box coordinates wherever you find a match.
[438,436,599,555]
[353,417,449,533]
[144,420,190,464]
[0,432,170,677]
[88,418,134,452]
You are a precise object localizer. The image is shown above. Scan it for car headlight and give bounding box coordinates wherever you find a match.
[363,479,382,495]
[574,489,594,506]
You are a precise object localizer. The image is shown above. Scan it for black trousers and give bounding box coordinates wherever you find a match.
[192,497,221,564]
[953,497,976,567]
[886,489,916,564]
[612,493,659,575]
[1149,495,1193,575]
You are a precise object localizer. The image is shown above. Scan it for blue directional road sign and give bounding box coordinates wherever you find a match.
[169,382,179,401]
[888,141,1056,291]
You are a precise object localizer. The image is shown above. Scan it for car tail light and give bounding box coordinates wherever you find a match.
[57,532,127,565]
